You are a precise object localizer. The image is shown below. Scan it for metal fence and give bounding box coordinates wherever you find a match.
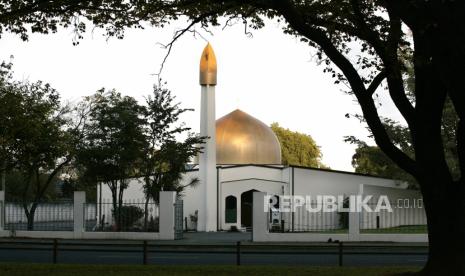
[84,200,159,232]
[269,202,348,233]
[360,201,427,234]
[174,199,183,239]
[4,202,74,231]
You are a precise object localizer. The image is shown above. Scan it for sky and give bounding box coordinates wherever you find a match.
[0,18,404,172]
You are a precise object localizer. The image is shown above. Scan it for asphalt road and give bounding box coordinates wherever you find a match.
[0,243,427,267]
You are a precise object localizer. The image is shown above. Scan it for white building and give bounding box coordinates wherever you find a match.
[99,44,424,232]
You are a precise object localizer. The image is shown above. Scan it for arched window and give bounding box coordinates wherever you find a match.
[225,196,237,223]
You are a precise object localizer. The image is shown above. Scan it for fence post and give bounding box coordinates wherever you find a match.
[0,191,4,232]
[73,191,86,239]
[236,241,241,266]
[159,191,176,240]
[52,239,58,264]
[143,241,148,265]
[338,241,343,267]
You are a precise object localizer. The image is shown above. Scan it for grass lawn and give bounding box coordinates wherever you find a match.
[272,229,349,234]
[0,263,420,276]
[361,225,427,234]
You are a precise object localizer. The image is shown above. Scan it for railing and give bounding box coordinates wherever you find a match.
[0,239,428,266]
[84,200,160,232]
[360,201,427,234]
[269,202,348,233]
[255,192,428,242]
[4,202,74,231]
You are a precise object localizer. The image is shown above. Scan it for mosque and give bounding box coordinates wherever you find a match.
[99,44,422,232]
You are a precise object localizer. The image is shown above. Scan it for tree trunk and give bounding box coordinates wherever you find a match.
[117,180,125,231]
[418,176,465,275]
[1,164,5,192]
[144,197,149,231]
[25,203,38,231]
[110,184,118,231]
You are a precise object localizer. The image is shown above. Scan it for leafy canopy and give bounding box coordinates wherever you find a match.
[271,123,327,168]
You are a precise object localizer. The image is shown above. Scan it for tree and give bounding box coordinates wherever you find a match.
[270,123,327,168]
[2,1,465,273]
[348,60,460,188]
[0,63,77,230]
[351,143,417,187]
[140,86,204,229]
[77,89,146,231]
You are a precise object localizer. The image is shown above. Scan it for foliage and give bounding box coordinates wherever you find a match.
[112,205,144,231]
[141,86,204,204]
[4,170,61,202]
[350,143,417,187]
[270,123,327,168]
[77,89,146,230]
[0,62,78,229]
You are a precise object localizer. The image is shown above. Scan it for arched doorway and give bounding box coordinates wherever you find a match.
[241,189,259,229]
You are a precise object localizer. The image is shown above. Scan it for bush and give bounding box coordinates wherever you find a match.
[229,225,239,232]
[112,205,144,231]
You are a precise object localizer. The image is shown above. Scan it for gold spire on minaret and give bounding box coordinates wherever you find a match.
[199,43,217,85]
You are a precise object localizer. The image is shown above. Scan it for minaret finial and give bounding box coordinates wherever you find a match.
[199,43,217,85]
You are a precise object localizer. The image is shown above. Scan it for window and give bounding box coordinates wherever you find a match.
[225,195,237,223]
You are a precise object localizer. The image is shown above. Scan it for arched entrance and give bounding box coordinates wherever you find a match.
[241,189,259,229]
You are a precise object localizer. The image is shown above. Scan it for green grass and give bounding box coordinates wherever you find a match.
[361,225,427,234]
[271,229,349,234]
[0,263,420,276]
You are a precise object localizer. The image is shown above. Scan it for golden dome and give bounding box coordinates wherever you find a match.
[216,109,282,165]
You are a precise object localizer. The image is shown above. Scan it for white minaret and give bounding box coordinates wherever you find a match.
[198,43,218,232]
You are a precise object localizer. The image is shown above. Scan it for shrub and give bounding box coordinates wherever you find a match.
[113,205,144,231]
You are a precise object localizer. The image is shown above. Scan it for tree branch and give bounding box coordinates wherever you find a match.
[367,70,386,95]
[382,10,415,125]
[270,0,417,176]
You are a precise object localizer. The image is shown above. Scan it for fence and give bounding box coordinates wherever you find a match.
[84,201,159,232]
[0,191,177,240]
[254,192,429,243]
[272,201,347,233]
[0,239,428,266]
[360,201,427,234]
[4,202,74,231]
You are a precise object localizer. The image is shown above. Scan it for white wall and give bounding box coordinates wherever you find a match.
[220,178,285,231]
[181,171,203,230]
[293,167,401,197]
[98,178,146,202]
[219,166,284,182]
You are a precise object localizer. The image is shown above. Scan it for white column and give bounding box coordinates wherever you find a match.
[198,85,217,232]
[159,191,176,240]
[252,192,268,241]
[73,191,86,238]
